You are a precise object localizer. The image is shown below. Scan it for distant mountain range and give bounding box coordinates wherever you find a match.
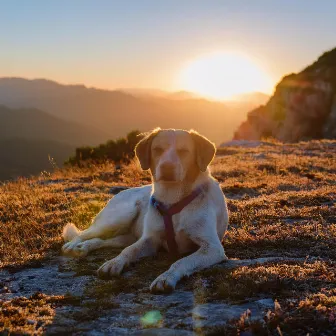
[0,77,268,180]
[0,105,108,180]
[121,88,270,104]
[0,105,107,145]
[120,88,202,100]
[0,77,268,143]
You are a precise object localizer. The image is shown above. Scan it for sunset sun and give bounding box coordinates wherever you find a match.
[178,51,272,100]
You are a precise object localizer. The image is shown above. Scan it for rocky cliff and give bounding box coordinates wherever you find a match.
[234,48,336,142]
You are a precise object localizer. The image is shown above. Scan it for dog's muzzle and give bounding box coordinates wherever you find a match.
[158,163,177,182]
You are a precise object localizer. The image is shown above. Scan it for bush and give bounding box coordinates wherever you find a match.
[65,130,144,166]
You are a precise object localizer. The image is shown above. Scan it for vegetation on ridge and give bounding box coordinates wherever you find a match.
[65,129,144,166]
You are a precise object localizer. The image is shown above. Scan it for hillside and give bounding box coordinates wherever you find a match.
[0,77,267,145]
[0,138,75,181]
[234,47,336,142]
[0,140,335,335]
[0,105,110,181]
[0,105,107,146]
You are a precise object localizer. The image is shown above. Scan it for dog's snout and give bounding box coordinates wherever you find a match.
[160,162,175,172]
[159,162,176,181]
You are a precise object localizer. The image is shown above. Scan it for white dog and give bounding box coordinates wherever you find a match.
[62,128,229,293]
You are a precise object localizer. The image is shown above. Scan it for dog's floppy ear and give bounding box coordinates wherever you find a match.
[135,128,161,170]
[190,130,216,172]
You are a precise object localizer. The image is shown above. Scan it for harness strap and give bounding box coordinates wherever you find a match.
[150,185,205,257]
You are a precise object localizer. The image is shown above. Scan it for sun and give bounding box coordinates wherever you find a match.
[178,51,272,100]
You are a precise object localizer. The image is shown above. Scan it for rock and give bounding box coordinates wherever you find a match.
[234,48,336,142]
[323,94,336,138]
[192,299,274,328]
[0,255,309,334]
[57,271,76,279]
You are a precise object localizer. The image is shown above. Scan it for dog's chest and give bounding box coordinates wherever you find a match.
[160,216,197,254]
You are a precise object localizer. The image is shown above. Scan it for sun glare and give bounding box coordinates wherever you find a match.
[178,51,272,100]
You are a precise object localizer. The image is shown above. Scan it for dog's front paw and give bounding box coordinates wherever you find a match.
[70,241,90,257]
[62,238,84,257]
[97,257,125,279]
[150,272,177,294]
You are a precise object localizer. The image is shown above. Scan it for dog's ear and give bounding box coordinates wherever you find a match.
[135,128,161,170]
[190,130,216,172]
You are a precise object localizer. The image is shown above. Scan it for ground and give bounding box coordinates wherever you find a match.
[0,140,335,335]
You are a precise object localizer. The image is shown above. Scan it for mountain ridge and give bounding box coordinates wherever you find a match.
[234,47,336,141]
[0,104,108,146]
[0,77,268,145]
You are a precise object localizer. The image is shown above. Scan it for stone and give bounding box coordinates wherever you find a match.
[0,255,309,334]
[323,94,336,138]
[192,299,274,328]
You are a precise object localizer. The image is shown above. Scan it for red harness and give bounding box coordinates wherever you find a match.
[150,185,205,257]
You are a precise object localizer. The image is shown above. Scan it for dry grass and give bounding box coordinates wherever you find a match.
[0,140,335,334]
[0,292,79,335]
[0,159,149,267]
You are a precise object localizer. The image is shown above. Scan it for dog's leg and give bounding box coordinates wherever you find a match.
[62,190,140,256]
[61,234,137,257]
[150,235,227,293]
[97,235,160,278]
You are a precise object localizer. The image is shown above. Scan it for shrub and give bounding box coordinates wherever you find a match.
[65,130,144,166]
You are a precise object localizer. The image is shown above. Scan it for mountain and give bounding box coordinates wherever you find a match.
[122,88,201,100]
[234,47,336,142]
[0,138,75,181]
[0,105,109,181]
[119,88,170,98]
[0,105,108,146]
[0,77,269,180]
[227,92,270,105]
[0,77,266,145]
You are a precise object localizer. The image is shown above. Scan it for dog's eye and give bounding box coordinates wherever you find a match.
[178,148,189,156]
[153,147,164,155]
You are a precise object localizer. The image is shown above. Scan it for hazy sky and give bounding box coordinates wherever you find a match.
[1,0,336,93]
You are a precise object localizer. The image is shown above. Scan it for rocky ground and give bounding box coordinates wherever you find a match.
[0,140,335,335]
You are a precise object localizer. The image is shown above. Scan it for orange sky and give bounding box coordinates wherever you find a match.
[2,1,336,98]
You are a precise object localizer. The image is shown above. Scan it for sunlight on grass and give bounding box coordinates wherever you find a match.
[0,140,335,334]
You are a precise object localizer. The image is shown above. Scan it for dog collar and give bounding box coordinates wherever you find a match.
[150,184,206,257]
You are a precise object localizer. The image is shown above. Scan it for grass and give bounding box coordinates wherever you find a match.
[0,140,335,335]
[0,292,80,335]
[0,159,149,267]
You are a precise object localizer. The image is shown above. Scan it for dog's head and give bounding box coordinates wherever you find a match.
[135,128,216,183]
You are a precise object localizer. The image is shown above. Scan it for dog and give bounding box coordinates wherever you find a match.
[62,128,229,293]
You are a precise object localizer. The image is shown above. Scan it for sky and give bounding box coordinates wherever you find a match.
[1,0,336,95]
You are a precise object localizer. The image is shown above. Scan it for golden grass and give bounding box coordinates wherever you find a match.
[0,140,335,334]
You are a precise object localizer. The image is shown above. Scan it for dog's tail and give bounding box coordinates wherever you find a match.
[62,223,81,242]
